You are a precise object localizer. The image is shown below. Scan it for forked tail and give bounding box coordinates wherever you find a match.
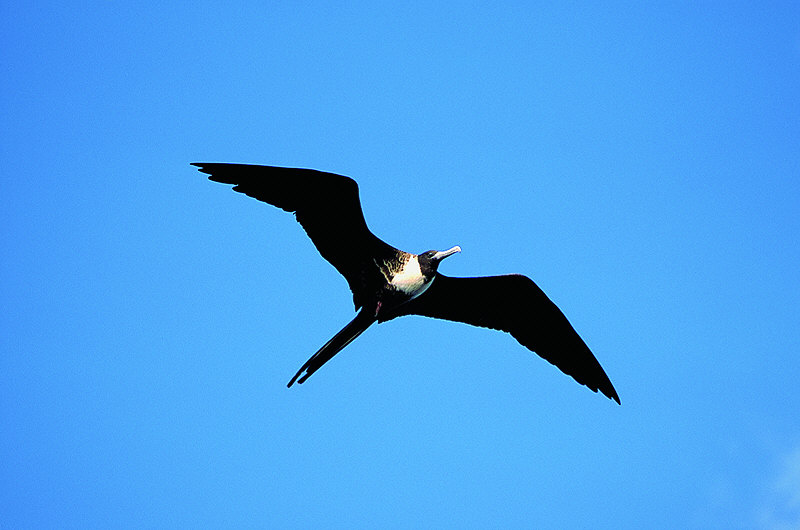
[287,308,376,387]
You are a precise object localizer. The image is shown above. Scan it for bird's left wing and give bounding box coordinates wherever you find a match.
[382,273,620,403]
[193,163,397,309]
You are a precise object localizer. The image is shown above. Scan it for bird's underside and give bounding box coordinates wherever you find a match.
[193,162,620,404]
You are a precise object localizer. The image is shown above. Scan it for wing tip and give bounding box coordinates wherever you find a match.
[191,162,238,185]
[598,383,621,405]
[190,162,212,176]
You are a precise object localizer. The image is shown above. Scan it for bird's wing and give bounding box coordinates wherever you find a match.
[193,163,397,309]
[383,273,620,403]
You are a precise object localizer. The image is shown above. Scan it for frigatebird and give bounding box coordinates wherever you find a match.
[193,163,620,404]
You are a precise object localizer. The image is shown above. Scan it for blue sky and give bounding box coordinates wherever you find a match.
[2,2,799,528]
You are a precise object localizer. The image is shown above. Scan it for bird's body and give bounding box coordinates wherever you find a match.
[382,254,429,298]
[194,162,620,403]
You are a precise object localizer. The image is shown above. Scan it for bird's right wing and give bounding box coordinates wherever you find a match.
[383,273,620,403]
[193,163,397,309]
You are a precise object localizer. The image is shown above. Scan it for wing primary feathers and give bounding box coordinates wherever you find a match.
[192,162,399,310]
[384,273,620,404]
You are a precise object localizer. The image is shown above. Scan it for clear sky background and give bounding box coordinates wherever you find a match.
[2,2,799,528]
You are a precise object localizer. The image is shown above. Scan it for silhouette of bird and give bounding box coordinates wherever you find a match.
[193,163,620,403]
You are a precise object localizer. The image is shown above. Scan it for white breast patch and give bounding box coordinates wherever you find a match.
[390,256,432,298]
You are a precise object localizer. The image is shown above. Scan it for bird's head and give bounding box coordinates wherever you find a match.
[418,246,461,274]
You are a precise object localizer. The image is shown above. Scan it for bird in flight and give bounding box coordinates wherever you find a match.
[193,163,620,403]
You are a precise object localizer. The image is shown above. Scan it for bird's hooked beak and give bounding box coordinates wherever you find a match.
[432,246,461,261]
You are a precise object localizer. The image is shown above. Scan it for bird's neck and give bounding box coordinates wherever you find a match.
[378,254,434,300]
